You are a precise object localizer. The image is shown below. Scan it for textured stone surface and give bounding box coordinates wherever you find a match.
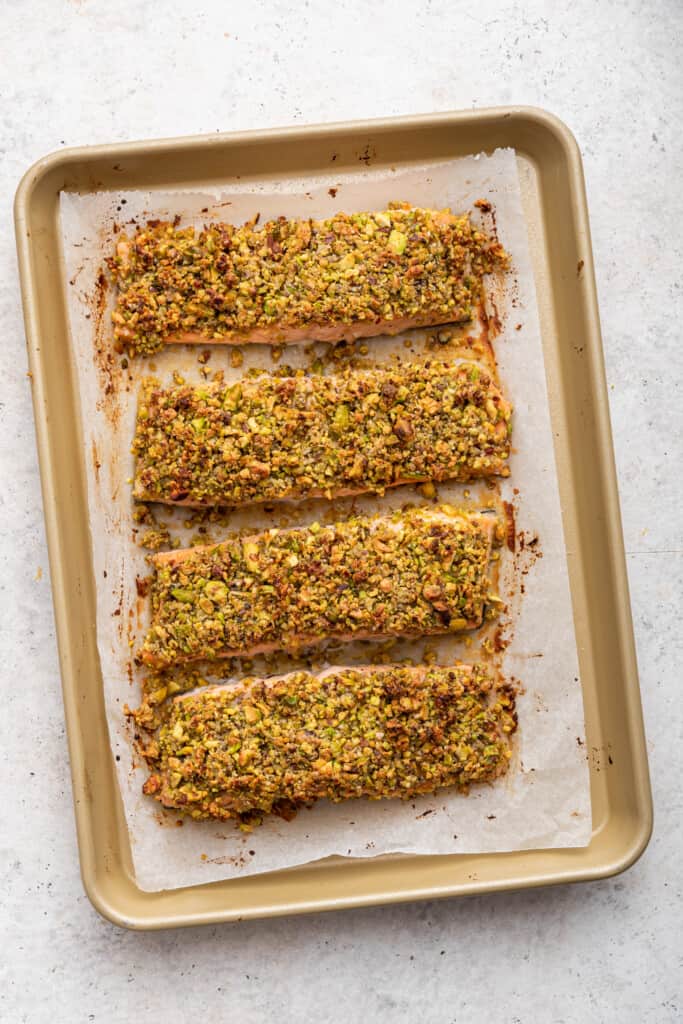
[1,1,681,1021]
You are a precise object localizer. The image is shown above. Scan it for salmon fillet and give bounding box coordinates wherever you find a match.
[133,360,512,508]
[141,662,517,823]
[141,505,500,668]
[106,205,509,357]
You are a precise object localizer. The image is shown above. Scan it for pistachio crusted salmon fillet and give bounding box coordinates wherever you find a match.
[141,506,499,668]
[107,205,509,356]
[133,361,512,507]
[142,663,517,823]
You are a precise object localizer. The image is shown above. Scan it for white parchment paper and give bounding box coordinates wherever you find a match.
[60,149,591,892]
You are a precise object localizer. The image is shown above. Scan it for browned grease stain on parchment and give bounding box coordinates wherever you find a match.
[493,492,545,659]
[91,440,101,485]
[502,500,516,552]
[92,271,125,431]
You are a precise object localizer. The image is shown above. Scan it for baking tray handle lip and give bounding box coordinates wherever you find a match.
[621,806,654,875]
[85,790,655,930]
[80,871,143,932]
[84,808,656,930]
[596,802,654,884]
[12,104,584,218]
[14,147,67,227]
[500,104,584,160]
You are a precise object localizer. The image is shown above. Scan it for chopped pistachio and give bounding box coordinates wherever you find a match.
[388,228,407,254]
[242,540,260,572]
[204,581,228,604]
[332,403,350,432]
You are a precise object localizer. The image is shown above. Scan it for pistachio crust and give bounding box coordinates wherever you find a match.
[142,663,517,824]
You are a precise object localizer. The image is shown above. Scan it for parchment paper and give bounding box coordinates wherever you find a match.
[60,149,591,892]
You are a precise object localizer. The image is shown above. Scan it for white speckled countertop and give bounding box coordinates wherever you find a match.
[1,2,681,1021]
